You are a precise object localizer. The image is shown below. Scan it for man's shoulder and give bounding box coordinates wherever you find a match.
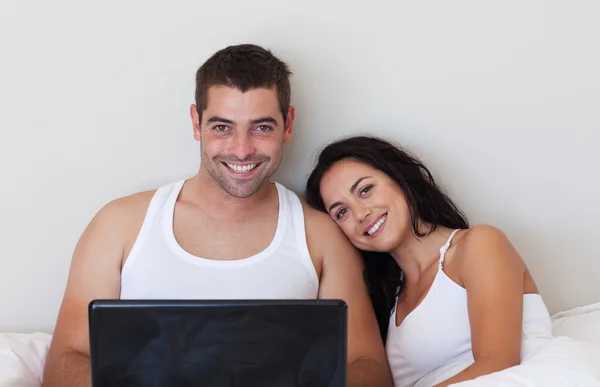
[297,196,363,273]
[299,197,329,225]
[98,179,183,220]
[270,181,347,242]
[272,182,325,225]
[297,196,350,245]
[102,189,156,218]
[90,188,159,237]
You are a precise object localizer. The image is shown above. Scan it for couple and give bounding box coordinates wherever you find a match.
[42,44,549,387]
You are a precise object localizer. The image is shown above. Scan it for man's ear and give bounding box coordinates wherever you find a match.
[283,105,296,143]
[190,104,201,141]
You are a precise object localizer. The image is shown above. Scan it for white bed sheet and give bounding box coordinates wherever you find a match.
[1,301,599,387]
[552,300,600,346]
[450,336,600,386]
[0,332,50,387]
[450,301,600,386]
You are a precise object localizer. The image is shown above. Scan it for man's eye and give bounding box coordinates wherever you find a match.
[255,125,272,132]
[214,125,229,132]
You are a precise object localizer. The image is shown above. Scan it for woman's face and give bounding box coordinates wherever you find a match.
[319,159,412,253]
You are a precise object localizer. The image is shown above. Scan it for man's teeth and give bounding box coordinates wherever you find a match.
[226,163,258,173]
[367,214,387,235]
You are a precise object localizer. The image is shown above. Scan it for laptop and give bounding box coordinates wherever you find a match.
[88,299,348,387]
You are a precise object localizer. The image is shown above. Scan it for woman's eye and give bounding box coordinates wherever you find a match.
[359,185,373,196]
[335,208,348,220]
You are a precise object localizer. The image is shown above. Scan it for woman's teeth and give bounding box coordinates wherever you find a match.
[367,214,387,236]
[226,163,258,173]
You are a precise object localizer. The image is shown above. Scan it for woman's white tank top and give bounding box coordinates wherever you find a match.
[119,180,320,300]
[385,229,553,387]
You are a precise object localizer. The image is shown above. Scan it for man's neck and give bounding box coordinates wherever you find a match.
[181,171,276,220]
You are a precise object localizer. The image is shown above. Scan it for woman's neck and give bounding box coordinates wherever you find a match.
[391,223,456,284]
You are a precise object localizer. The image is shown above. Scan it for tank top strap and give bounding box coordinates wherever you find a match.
[439,229,461,268]
[274,182,320,288]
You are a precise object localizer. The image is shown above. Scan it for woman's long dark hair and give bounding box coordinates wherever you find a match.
[305,135,469,340]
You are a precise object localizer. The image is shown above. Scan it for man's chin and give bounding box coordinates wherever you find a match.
[203,162,276,199]
[219,179,264,199]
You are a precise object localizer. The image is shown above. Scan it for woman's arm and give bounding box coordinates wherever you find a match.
[434,225,527,386]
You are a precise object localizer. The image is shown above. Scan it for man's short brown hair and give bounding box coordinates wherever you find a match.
[195,44,292,124]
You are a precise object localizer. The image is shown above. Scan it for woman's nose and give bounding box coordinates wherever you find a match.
[355,205,372,222]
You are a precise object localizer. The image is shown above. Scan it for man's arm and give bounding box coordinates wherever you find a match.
[304,204,393,387]
[42,193,150,387]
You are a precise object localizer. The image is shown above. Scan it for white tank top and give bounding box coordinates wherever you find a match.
[120,180,320,300]
[385,229,553,387]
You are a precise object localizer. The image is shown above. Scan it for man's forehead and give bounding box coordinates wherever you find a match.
[206,85,278,102]
[203,85,281,120]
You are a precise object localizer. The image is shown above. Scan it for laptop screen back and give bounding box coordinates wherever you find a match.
[89,300,347,387]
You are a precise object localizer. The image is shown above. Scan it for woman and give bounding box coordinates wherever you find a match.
[304,135,551,387]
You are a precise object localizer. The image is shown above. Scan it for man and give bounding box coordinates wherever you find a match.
[42,44,393,387]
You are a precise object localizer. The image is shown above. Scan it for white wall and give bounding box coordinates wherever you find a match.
[1,0,598,333]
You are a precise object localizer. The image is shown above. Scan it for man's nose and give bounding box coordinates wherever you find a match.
[229,131,257,160]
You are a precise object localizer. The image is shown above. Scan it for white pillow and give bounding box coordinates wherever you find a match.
[552,301,600,346]
[0,332,51,387]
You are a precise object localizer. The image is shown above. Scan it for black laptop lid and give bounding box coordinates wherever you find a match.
[88,299,347,387]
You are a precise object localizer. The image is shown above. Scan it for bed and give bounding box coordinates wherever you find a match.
[1,301,600,387]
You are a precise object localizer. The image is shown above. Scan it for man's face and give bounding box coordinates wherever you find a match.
[191,85,294,199]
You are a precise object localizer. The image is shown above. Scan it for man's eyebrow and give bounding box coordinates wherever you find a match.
[206,116,233,125]
[350,176,371,193]
[250,116,278,125]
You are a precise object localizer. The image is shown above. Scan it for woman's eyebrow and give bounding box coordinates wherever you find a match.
[350,176,371,193]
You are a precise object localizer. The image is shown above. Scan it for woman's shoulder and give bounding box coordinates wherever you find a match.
[454,224,514,255]
[451,224,527,286]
